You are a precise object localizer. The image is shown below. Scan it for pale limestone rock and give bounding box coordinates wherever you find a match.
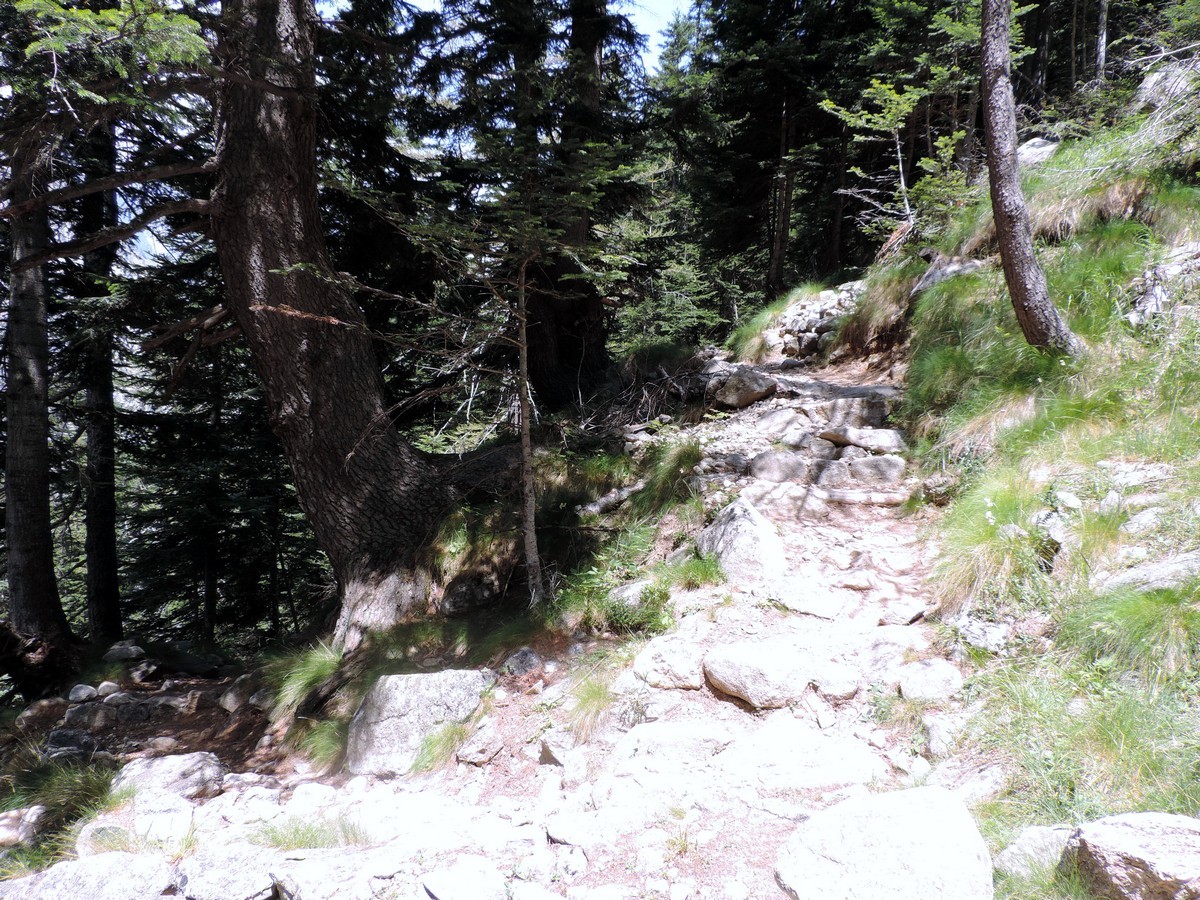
[28,851,175,900]
[774,786,993,899]
[996,824,1072,878]
[346,669,495,776]
[695,499,787,590]
[849,454,907,486]
[1060,812,1200,899]
[898,659,964,701]
[703,636,813,708]
[711,368,777,409]
[422,855,508,900]
[717,713,887,793]
[633,634,706,690]
[819,426,908,455]
[749,450,810,483]
[112,752,225,801]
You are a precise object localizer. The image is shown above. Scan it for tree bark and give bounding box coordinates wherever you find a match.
[766,95,794,299]
[4,143,79,695]
[212,0,454,651]
[1095,0,1109,80]
[981,0,1084,357]
[79,127,124,646]
[516,259,545,605]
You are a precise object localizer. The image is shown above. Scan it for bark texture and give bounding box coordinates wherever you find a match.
[212,0,454,650]
[4,144,79,695]
[5,148,72,644]
[981,0,1084,357]
[80,128,124,645]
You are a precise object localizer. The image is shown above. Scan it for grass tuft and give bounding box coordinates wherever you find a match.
[253,815,369,850]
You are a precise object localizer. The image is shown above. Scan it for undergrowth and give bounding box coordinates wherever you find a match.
[908,116,1200,895]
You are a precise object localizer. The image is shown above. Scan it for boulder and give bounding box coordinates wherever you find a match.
[1017,137,1060,167]
[633,634,706,690]
[820,426,908,455]
[26,851,176,900]
[774,786,993,899]
[0,806,44,849]
[704,637,812,708]
[897,659,964,701]
[44,728,102,761]
[749,450,810,483]
[68,684,99,703]
[501,647,543,677]
[219,674,258,714]
[996,824,1072,878]
[346,669,495,775]
[695,499,787,591]
[1100,551,1200,594]
[422,855,509,900]
[1059,812,1200,899]
[102,641,146,663]
[1134,59,1200,111]
[849,454,907,486]
[711,367,777,409]
[176,845,283,900]
[112,752,226,801]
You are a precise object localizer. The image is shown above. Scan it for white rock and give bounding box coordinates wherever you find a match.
[346,669,495,776]
[1060,812,1200,899]
[112,751,226,801]
[996,824,1072,878]
[819,426,908,455]
[695,499,787,591]
[1016,137,1059,167]
[774,786,993,899]
[31,851,175,900]
[898,659,964,701]
[703,636,814,708]
[633,634,706,690]
[422,855,508,900]
[849,454,907,486]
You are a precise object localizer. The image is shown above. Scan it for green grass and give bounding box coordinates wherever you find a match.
[253,815,369,850]
[1058,581,1200,688]
[0,754,120,879]
[628,439,702,518]
[264,640,342,719]
[970,656,1200,849]
[568,674,615,743]
[663,552,725,591]
[726,283,823,361]
[410,722,474,774]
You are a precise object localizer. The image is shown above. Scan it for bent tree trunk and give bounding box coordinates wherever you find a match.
[212,0,454,651]
[5,143,78,695]
[981,0,1084,357]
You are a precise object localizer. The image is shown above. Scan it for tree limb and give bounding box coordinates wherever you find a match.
[13,199,210,270]
[0,160,216,220]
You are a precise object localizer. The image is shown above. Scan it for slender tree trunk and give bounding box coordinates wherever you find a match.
[1071,0,1079,84]
[4,143,77,694]
[1095,0,1109,80]
[982,0,1084,357]
[766,95,794,298]
[516,259,545,605]
[212,0,454,651]
[79,127,123,645]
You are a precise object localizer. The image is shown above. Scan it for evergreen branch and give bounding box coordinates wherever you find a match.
[0,159,216,220]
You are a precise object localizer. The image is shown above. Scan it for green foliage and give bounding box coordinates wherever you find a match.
[606,581,675,635]
[727,284,823,361]
[14,0,207,103]
[568,674,615,743]
[297,719,350,771]
[253,816,368,850]
[0,751,118,877]
[410,722,473,774]
[1059,581,1200,688]
[264,641,343,719]
[628,440,702,518]
[664,552,725,591]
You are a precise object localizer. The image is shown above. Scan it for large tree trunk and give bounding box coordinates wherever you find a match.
[79,127,124,646]
[981,0,1084,357]
[4,143,78,693]
[1094,0,1109,80]
[212,0,454,651]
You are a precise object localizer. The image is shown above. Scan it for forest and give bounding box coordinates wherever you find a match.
[0,0,1197,694]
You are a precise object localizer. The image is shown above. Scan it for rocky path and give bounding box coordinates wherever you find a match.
[0,294,996,900]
